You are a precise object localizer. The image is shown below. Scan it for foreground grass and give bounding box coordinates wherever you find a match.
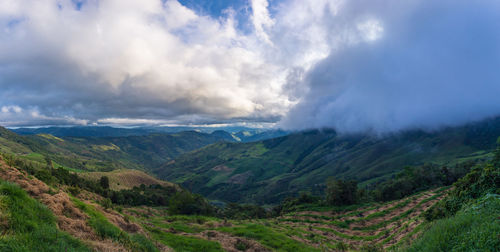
[0,181,90,251]
[405,194,500,251]
[71,197,158,252]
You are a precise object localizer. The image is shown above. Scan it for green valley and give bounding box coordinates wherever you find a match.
[155,117,500,204]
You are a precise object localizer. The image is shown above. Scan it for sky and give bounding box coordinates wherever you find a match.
[0,0,500,133]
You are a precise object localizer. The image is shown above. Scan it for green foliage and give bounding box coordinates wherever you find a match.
[168,191,215,215]
[155,118,500,204]
[371,163,472,202]
[273,192,322,215]
[148,227,223,252]
[326,178,358,206]
[220,203,269,219]
[71,198,158,252]
[0,181,90,251]
[407,194,500,251]
[100,198,112,209]
[218,224,320,252]
[424,163,500,221]
[110,183,177,206]
[72,198,123,240]
[360,243,383,252]
[100,176,110,189]
[334,241,349,251]
[235,239,249,251]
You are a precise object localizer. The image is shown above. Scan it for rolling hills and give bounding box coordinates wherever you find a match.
[0,122,498,251]
[155,117,500,204]
[0,127,234,171]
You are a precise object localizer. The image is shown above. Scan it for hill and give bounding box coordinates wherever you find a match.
[79,169,176,191]
[0,124,498,251]
[155,117,500,204]
[0,127,234,172]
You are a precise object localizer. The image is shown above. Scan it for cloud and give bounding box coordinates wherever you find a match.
[279,0,500,133]
[250,0,274,44]
[0,0,289,126]
[1,0,500,132]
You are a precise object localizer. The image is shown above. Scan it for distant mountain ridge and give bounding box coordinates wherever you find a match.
[154,117,500,204]
[0,128,235,171]
[12,126,289,142]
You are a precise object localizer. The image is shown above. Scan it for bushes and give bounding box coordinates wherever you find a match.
[168,191,215,215]
[408,194,500,251]
[326,178,358,206]
[424,163,500,221]
[220,203,269,219]
[371,163,473,202]
[109,184,177,207]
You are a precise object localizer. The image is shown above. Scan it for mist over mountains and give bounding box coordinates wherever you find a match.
[280,0,500,133]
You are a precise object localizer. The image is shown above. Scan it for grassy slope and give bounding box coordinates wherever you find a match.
[0,181,90,251]
[80,169,175,190]
[155,117,500,204]
[0,127,232,172]
[405,194,500,251]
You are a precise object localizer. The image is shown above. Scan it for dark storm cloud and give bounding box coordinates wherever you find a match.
[280,0,500,133]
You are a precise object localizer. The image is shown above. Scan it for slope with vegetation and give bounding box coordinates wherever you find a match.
[155,117,500,204]
[0,124,498,251]
[0,126,233,172]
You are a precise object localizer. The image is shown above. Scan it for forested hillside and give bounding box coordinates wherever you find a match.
[155,117,500,204]
[0,124,498,251]
[0,127,233,171]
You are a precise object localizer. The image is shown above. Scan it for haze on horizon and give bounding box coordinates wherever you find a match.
[1,0,500,133]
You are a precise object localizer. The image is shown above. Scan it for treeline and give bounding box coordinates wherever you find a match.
[0,153,214,215]
[274,159,479,215]
[0,153,269,218]
[424,140,500,221]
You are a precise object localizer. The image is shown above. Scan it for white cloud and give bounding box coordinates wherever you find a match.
[1,0,499,132]
[357,19,383,42]
[251,0,274,44]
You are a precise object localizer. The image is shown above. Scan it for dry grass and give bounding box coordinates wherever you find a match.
[0,157,128,251]
[80,169,175,190]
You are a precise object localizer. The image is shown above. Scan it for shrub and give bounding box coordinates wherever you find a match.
[235,239,249,251]
[326,178,358,206]
[408,194,500,251]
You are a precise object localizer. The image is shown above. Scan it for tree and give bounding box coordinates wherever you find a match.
[100,176,110,190]
[493,137,500,167]
[326,178,358,206]
[44,156,53,169]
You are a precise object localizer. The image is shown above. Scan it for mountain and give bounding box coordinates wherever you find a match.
[0,122,498,251]
[12,126,153,137]
[154,117,500,204]
[233,129,289,142]
[0,127,235,171]
[12,126,289,142]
